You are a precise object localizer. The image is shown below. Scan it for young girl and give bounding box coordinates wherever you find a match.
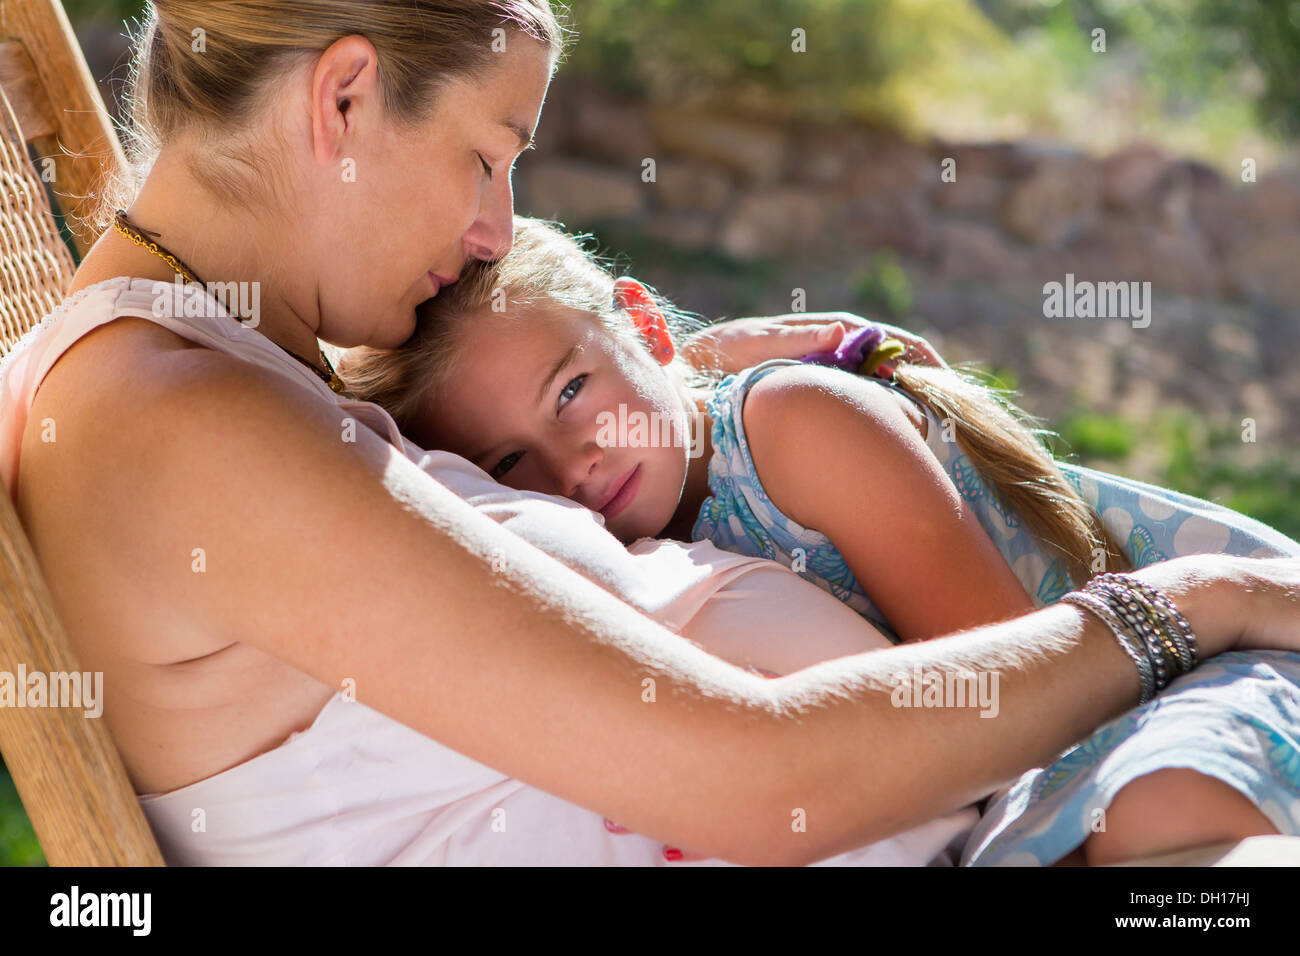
[336,217,1296,646]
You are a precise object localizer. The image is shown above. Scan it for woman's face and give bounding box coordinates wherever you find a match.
[305,36,554,350]
[413,304,694,543]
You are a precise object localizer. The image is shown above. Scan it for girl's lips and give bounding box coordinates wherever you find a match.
[599,464,641,520]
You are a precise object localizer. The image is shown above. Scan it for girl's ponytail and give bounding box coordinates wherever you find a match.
[891,363,1131,586]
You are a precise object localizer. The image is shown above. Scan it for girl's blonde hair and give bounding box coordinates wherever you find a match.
[338,218,1129,583]
[336,216,703,446]
[890,364,1130,583]
[100,0,564,230]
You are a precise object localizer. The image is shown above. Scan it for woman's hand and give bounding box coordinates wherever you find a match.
[681,312,945,377]
[1230,557,1300,653]
[1127,555,1300,659]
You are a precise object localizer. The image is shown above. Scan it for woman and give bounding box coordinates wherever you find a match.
[2,0,1298,867]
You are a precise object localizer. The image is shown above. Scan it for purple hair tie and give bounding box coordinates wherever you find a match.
[799,324,905,376]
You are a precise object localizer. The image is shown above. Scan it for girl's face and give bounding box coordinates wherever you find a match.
[414,302,692,542]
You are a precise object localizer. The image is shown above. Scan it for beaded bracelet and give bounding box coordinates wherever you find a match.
[1060,572,1201,705]
[1089,575,1198,678]
[1060,590,1157,705]
[1099,573,1199,669]
[1086,578,1179,686]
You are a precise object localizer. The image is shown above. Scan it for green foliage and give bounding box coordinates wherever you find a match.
[1190,0,1300,137]
[1052,408,1300,542]
[1058,411,1137,461]
[0,763,44,867]
[559,0,997,124]
[852,249,913,319]
[64,0,143,21]
[973,0,1300,145]
[1159,414,1300,541]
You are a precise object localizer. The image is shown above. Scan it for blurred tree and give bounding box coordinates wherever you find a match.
[1193,0,1300,136]
[65,0,143,20]
[976,0,1300,137]
[559,0,1007,124]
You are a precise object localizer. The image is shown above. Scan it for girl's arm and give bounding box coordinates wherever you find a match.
[73,346,1287,866]
[741,363,1037,642]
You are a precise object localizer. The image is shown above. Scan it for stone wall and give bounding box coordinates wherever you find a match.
[517,78,1300,457]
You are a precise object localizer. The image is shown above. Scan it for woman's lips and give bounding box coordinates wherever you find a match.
[599,464,641,520]
[427,272,441,296]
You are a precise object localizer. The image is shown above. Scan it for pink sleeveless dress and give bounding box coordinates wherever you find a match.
[0,277,977,865]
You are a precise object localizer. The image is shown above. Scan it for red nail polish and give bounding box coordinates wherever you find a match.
[664,848,683,861]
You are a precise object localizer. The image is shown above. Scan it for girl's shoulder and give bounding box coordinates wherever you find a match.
[705,358,806,421]
[728,360,934,450]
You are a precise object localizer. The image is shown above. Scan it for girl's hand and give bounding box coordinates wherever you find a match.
[603,664,784,864]
[681,311,947,377]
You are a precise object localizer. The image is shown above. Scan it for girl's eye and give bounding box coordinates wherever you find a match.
[557,374,586,410]
[490,451,523,479]
[478,153,493,181]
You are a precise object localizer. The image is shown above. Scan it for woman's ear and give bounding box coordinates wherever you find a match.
[310,35,381,167]
[613,277,675,365]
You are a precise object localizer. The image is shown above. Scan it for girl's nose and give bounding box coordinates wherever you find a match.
[557,439,604,502]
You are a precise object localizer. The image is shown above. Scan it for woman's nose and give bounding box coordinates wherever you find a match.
[462,174,515,263]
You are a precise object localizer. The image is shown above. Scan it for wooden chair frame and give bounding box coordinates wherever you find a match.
[0,0,161,865]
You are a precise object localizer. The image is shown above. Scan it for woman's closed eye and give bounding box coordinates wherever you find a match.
[477,152,493,181]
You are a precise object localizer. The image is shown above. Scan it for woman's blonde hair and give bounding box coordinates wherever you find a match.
[100,0,564,229]
[339,217,1129,584]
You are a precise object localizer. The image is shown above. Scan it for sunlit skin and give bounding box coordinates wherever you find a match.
[293,34,558,351]
[45,24,1289,867]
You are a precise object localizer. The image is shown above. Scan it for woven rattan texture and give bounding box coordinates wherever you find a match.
[0,84,75,358]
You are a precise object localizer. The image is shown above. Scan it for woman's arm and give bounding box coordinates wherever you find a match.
[77,348,1285,866]
[741,363,1038,642]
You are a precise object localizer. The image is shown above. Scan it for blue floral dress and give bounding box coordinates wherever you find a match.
[692,359,1300,865]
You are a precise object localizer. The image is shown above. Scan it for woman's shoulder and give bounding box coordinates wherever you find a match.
[30,283,232,417]
[18,277,319,523]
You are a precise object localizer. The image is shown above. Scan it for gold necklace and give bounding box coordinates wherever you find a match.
[112,210,350,396]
